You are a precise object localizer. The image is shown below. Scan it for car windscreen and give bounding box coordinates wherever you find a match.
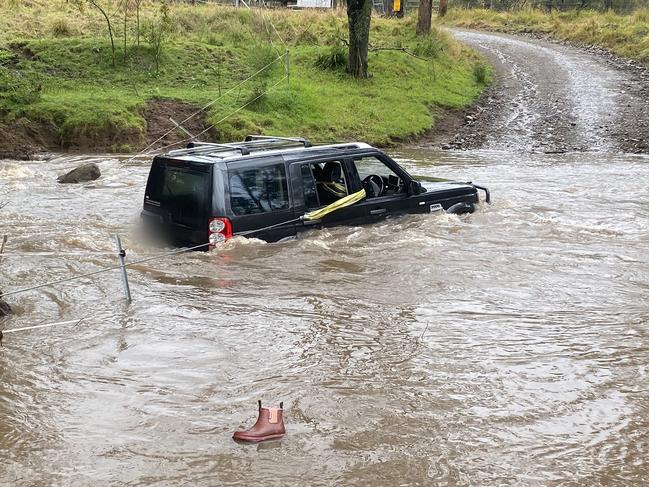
[145,159,212,228]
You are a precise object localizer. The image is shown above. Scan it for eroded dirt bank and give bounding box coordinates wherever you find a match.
[0,99,214,160]
[426,29,649,154]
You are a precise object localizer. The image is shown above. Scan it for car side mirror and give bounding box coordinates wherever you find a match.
[408,180,423,194]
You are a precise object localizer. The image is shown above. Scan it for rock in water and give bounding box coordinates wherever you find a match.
[57,163,101,184]
[0,291,10,317]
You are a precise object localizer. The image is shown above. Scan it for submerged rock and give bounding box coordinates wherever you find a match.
[0,290,10,317]
[57,163,101,184]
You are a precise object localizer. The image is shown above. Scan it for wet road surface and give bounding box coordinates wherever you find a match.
[448,30,649,154]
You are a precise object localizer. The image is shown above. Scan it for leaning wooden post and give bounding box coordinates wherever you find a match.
[113,235,132,303]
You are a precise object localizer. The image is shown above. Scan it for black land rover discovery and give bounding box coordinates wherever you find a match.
[141,136,490,249]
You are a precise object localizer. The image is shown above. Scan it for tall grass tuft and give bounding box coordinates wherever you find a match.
[49,18,73,38]
[414,33,445,58]
[473,63,488,84]
[632,8,649,23]
[314,42,347,71]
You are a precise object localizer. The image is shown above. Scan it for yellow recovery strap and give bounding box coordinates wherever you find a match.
[303,189,367,221]
[321,181,348,198]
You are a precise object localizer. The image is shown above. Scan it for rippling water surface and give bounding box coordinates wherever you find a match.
[1,149,648,485]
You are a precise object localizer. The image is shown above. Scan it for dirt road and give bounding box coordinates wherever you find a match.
[439,30,649,154]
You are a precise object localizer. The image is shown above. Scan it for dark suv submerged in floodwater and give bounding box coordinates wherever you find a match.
[141,136,490,248]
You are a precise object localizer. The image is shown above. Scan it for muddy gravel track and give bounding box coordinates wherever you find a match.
[441,30,649,154]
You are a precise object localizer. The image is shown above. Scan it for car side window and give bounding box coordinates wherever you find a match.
[300,164,320,210]
[310,160,349,206]
[352,156,404,198]
[229,163,290,215]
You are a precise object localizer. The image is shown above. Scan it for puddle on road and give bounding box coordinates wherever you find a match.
[1,149,648,485]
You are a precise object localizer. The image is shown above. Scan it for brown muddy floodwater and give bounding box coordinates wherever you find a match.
[1,149,648,486]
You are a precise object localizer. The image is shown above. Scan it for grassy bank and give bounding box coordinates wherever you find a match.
[442,7,649,65]
[0,1,489,153]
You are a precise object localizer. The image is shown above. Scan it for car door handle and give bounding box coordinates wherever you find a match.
[370,208,387,215]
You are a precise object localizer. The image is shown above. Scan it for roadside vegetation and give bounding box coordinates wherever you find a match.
[441,6,649,65]
[0,0,489,153]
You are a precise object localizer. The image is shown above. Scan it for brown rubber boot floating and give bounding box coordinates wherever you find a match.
[232,400,285,442]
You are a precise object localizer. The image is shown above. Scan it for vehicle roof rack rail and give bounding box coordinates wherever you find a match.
[321,142,368,150]
[167,142,251,157]
[243,135,312,148]
[165,136,312,159]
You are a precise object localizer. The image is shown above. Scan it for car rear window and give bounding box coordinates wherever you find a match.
[145,159,211,228]
[229,163,290,215]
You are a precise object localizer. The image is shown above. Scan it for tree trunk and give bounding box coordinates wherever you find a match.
[91,1,116,67]
[438,0,448,17]
[347,0,372,78]
[417,0,432,35]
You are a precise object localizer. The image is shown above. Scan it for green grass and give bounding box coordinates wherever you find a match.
[0,1,490,150]
[442,7,649,66]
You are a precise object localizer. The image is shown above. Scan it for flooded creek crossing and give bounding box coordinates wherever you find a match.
[1,147,648,485]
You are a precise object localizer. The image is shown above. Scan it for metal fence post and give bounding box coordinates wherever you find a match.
[0,235,7,265]
[113,235,132,303]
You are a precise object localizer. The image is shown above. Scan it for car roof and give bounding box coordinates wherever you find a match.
[160,136,376,165]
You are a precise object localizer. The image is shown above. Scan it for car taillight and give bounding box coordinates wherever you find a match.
[208,217,232,247]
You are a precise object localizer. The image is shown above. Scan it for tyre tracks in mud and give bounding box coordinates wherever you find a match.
[426,29,649,154]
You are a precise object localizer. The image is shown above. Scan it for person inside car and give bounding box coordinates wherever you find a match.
[316,161,348,205]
